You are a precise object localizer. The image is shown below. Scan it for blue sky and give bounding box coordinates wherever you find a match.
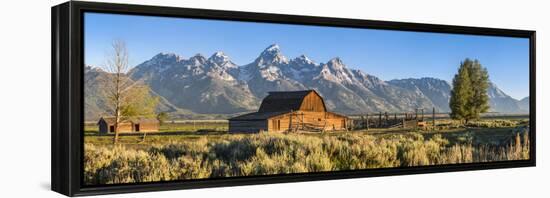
[84,12,530,100]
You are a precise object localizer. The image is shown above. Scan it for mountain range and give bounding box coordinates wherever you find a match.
[84,44,528,120]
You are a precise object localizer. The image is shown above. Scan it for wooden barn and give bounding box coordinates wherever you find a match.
[228,90,349,133]
[97,117,159,135]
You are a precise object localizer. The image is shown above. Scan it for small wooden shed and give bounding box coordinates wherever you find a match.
[97,117,159,135]
[228,90,348,133]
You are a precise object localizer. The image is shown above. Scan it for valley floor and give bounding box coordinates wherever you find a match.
[82,118,530,185]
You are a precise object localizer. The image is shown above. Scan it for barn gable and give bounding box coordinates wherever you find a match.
[258,90,326,112]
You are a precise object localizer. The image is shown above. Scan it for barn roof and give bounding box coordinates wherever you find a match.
[228,111,289,121]
[258,90,323,112]
[98,117,159,125]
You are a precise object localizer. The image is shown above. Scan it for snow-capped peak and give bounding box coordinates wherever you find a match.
[206,51,237,70]
[314,57,356,84]
[137,52,183,72]
[189,53,207,65]
[326,57,348,71]
[152,52,183,62]
[84,65,106,73]
[255,44,288,66]
[214,51,225,56]
[211,51,228,59]
[208,51,231,64]
[328,57,344,65]
[260,44,282,57]
[294,54,314,65]
[264,44,280,53]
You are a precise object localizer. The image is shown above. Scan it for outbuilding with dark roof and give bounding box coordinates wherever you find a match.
[97,117,159,134]
[228,90,348,133]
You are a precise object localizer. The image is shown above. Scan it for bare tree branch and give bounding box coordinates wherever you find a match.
[98,40,159,144]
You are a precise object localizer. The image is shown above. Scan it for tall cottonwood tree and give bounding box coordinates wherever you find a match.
[103,40,158,143]
[449,59,490,124]
[467,59,490,119]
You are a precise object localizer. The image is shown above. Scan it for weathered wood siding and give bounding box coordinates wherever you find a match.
[267,113,291,132]
[137,122,159,132]
[298,92,326,112]
[229,120,267,133]
[99,122,134,134]
[267,111,348,132]
[97,120,159,134]
[324,112,348,131]
[228,111,347,133]
[120,123,134,132]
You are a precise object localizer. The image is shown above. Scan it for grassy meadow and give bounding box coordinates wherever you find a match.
[83,118,530,185]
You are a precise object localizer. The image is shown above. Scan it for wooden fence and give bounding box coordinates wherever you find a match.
[349,107,438,130]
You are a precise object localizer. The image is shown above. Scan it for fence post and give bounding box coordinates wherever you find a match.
[378,112,382,127]
[302,112,305,129]
[361,115,365,129]
[366,113,369,130]
[289,110,293,132]
[432,107,436,129]
[141,132,147,142]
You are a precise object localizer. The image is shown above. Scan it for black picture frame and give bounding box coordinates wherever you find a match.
[52,1,536,196]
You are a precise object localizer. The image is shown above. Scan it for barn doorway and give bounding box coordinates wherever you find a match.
[272,119,280,131]
[109,126,115,132]
[134,124,140,132]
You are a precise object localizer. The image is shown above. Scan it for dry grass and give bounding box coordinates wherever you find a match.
[84,127,529,185]
[432,118,528,130]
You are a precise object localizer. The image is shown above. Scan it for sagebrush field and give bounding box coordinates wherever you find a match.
[83,118,529,185]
